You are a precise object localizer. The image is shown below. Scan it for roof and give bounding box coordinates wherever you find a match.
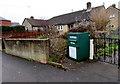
[23,18,48,27]
[48,10,90,25]
[0,16,10,21]
[106,5,120,11]
[11,22,20,25]
[48,5,105,25]
[22,5,105,26]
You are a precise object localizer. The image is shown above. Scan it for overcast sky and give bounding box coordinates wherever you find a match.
[0,0,120,24]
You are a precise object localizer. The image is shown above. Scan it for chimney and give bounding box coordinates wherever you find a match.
[112,4,116,8]
[30,16,34,19]
[87,2,91,9]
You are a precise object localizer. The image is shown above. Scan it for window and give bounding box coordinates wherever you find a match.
[25,27,28,31]
[109,24,115,28]
[58,25,63,31]
[68,24,73,29]
[109,14,115,18]
[111,25,114,27]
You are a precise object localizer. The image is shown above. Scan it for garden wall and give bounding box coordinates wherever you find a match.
[4,39,50,63]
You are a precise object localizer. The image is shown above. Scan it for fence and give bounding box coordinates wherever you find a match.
[94,38,119,65]
[1,30,44,38]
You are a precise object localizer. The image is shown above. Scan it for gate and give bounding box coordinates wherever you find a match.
[94,38,119,65]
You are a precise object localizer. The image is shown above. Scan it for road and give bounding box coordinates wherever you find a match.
[1,51,118,82]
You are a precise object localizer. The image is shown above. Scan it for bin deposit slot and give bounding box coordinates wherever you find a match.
[70,42,76,44]
[69,36,77,39]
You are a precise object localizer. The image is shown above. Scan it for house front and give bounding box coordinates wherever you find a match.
[106,4,120,31]
[22,16,48,32]
[48,2,107,34]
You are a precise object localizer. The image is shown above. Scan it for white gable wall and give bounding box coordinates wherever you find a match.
[23,19,33,31]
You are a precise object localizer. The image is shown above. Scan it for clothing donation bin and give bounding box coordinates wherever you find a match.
[67,32,90,61]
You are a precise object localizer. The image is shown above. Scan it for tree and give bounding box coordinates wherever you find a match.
[90,8,110,31]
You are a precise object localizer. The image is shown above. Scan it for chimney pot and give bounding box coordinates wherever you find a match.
[30,16,34,19]
[87,2,91,9]
[112,4,116,8]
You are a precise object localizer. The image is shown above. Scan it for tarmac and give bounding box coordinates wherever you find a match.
[1,51,119,82]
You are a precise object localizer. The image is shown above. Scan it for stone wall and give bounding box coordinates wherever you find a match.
[4,39,50,64]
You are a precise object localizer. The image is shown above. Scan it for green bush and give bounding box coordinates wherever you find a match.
[37,35,47,39]
[1,25,25,32]
[49,38,67,63]
[111,35,120,39]
[50,38,68,56]
[96,43,118,58]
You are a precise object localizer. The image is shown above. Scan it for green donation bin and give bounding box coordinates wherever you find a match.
[67,32,90,61]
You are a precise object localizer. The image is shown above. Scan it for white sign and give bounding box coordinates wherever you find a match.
[69,46,77,59]
[70,36,77,39]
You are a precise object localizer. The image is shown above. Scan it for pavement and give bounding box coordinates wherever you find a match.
[1,51,119,82]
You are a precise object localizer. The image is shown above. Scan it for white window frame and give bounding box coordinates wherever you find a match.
[109,14,115,18]
[58,25,63,31]
[25,27,28,30]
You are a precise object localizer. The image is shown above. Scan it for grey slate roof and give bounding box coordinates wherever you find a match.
[48,5,105,25]
[48,10,90,25]
[22,5,105,27]
[25,18,48,27]
[11,22,20,25]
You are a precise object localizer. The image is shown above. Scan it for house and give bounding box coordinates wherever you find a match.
[22,2,107,34]
[11,22,20,26]
[22,16,48,31]
[48,2,107,34]
[106,4,120,31]
[0,16,11,26]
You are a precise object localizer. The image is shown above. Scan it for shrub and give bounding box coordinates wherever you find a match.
[50,38,67,56]
[58,21,97,39]
[37,35,47,39]
[49,38,67,62]
[1,25,25,32]
[96,43,118,58]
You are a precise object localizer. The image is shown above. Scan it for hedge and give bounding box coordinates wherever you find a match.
[0,25,25,32]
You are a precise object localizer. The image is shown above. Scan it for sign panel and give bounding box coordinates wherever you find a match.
[69,46,77,59]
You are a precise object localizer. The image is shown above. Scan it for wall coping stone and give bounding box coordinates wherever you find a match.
[5,38,49,41]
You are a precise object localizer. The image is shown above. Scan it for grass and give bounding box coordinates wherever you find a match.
[110,35,120,39]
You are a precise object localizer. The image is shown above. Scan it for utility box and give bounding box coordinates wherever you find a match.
[67,32,90,61]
